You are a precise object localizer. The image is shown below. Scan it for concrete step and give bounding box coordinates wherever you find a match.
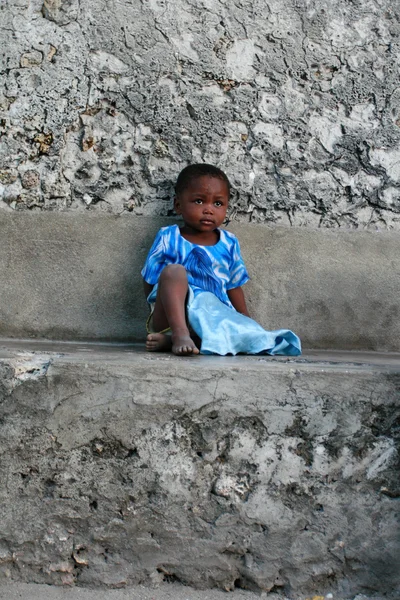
[0,341,399,599]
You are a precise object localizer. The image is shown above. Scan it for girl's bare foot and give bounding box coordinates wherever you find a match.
[171,330,199,356]
[146,332,199,355]
[146,333,172,352]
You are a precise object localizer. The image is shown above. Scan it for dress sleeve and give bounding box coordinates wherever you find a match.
[227,235,250,289]
[141,229,168,285]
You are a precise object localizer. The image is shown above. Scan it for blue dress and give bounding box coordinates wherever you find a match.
[141,225,301,356]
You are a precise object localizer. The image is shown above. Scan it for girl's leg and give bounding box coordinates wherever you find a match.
[146,264,199,356]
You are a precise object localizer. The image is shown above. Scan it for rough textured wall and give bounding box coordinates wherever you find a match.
[1,0,400,228]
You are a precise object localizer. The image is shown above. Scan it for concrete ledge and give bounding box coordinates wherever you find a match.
[1,214,400,350]
[0,341,399,597]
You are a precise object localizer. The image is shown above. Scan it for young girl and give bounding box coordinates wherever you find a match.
[141,164,301,357]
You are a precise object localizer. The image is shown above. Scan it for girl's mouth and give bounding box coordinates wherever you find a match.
[200,219,215,225]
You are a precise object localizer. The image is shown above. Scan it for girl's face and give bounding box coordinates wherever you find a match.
[174,175,229,234]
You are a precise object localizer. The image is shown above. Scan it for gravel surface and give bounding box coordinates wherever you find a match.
[0,583,390,600]
[0,583,270,600]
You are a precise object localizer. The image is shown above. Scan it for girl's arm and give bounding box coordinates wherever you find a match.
[227,286,250,317]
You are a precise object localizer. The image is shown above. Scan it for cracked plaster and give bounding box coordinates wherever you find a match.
[0,0,400,228]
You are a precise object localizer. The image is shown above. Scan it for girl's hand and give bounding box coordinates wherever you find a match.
[227,286,250,316]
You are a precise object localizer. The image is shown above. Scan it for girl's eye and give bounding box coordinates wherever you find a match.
[215,201,223,207]
[194,199,203,204]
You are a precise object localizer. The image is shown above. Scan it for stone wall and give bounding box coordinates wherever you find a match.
[1,0,400,229]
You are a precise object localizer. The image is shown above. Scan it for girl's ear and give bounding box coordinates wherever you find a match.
[174,196,181,214]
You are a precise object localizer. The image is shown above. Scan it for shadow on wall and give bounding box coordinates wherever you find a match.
[109,216,180,342]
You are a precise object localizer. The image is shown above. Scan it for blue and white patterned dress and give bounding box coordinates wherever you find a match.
[141,225,301,356]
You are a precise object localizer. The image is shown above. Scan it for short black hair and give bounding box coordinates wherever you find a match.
[175,164,231,197]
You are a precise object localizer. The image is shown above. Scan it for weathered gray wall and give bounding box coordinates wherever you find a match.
[1,0,400,228]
